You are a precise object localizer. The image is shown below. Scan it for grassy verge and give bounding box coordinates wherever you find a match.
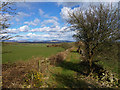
[2,43,119,88]
[47,48,98,88]
[47,47,119,88]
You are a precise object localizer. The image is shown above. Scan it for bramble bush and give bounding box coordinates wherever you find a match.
[61,43,72,50]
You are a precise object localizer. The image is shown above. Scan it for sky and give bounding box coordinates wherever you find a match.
[2,1,119,41]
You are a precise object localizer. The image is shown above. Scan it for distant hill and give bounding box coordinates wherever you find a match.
[1,40,17,42]
[2,40,75,43]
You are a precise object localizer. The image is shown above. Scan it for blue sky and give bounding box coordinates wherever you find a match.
[4,2,77,41]
[3,2,118,41]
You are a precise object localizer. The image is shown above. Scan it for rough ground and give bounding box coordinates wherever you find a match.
[2,47,119,88]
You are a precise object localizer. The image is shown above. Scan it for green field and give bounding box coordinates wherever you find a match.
[2,43,64,63]
[2,42,119,88]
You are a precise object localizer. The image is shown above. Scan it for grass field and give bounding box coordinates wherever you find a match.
[2,42,119,88]
[2,43,64,63]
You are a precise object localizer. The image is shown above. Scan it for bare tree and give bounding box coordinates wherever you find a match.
[0,2,17,41]
[64,3,119,70]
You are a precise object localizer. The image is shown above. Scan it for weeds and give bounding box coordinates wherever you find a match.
[24,71,44,88]
[61,43,72,50]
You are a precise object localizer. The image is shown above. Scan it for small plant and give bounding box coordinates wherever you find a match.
[24,71,44,88]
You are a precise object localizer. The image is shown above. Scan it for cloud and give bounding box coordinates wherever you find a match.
[27,33,50,37]
[4,25,30,34]
[31,27,50,32]
[57,2,118,8]
[17,12,30,17]
[60,7,72,20]
[61,6,88,21]
[30,25,71,33]
[19,25,30,32]
[6,28,18,34]
[51,16,59,21]
[39,9,44,16]
[21,32,68,41]
[60,2,118,21]
[38,8,59,21]
[1,33,9,37]
[24,18,40,26]
[28,25,75,40]
[20,33,51,41]
[16,2,32,9]
[7,25,75,41]
[42,19,59,27]
[27,33,38,37]
[57,2,82,7]
[15,18,20,22]
[14,12,31,22]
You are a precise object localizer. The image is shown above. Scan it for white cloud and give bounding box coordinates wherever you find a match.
[42,19,59,27]
[27,33,37,37]
[39,9,44,16]
[14,12,31,22]
[24,22,36,26]
[30,25,71,33]
[17,12,30,17]
[38,8,59,21]
[3,25,30,34]
[19,25,30,32]
[34,18,40,23]
[60,7,72,20]
[7,26,75,41]
[30,27,50,32]
[1,33,8,37]
[57,2,82,7]
[7,28,18,33]
[44,14,49,18]
[16,2,32,9]
[51,16,59,21]
[60,6,82,21]
[15,18,20,22]
[24,18,40,26]
[60,2,118,21]
[27,33,50,37]
[23,33,59,41]
[30,26,61,32]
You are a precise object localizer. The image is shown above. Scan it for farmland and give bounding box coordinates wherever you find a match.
[2,43,64,63]
[2,42,120,88]
[1,1,120,89]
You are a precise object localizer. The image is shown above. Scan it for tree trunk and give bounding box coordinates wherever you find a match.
[77,46,80,53]
[84,42,93,73]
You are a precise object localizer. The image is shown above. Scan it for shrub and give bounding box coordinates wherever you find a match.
[49,53,64,65]
[24,71,44,88]
[61,43,72,50]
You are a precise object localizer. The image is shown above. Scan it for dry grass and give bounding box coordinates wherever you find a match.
[49,49,70,65]
[2,57,43,88]
[2,48,71,88]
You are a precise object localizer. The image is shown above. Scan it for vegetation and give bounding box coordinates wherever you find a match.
[2,2,120,89]
[60,42,73,50]
[0,2,19,40]
[65,3,119,70]
[3,45,119,88]
[2,43,64,63]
